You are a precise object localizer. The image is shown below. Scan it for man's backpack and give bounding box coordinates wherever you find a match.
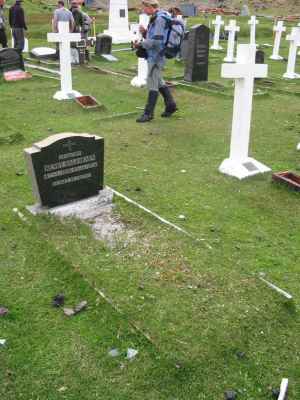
[162,15,185,59]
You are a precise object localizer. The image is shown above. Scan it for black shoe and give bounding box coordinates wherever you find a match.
[159,86,177,118]
[136,91,159,123]
[136,113,153,123]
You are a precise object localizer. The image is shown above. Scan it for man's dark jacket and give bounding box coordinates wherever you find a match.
[9,4,27,29]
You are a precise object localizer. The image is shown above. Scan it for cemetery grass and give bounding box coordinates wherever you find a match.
[1,10,300,400]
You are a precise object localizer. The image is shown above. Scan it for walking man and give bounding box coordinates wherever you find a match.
[135,0,177,123]
[0,1,8,48]
[9,0,27,52]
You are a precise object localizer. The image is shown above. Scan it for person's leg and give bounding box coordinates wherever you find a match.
[13,28,24,52]
[158,66,177,118]
[136,62,159,123]
[0,29,7,48]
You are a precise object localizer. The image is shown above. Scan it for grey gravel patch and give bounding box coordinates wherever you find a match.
[27,188,135,247]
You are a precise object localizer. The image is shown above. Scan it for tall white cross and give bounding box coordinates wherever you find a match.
[270,21,286,60]
[131,13,149,88]
[283,27,300,79]
[47,21,82,100]
[219,44,270,179]
[210,15,224,50]
[104,0,132,44]
[224,20,240,63]
[248,16,259,46]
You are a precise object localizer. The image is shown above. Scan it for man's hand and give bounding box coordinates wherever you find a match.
[139,25,146,35]
[133,40,141,49]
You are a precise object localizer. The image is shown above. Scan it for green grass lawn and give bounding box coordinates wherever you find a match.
[1,5,300,400]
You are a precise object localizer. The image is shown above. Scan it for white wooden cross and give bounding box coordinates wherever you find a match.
[283,27,300,79]
[131,13,149,88]
[47,21,82,100]
[248,16,259,46]
[219,44,270,179]
[210,15,224,50]
[270,21,286,60]
[224,20,240,63]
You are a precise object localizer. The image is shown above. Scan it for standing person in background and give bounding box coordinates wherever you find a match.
[0,0,8,48]
[9,0,27,52]
[52,0,74,33]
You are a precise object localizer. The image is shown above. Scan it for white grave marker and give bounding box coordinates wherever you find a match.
[210,15,224,50]
[224,20,240,63]
[283,27,300,79]
[131,13,149,88]
[270,21,286,60]
[248,16,259,46]
[219,44,270,179]
[104,0,132,44]
[47,21,82,100]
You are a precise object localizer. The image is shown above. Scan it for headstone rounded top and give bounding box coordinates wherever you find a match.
[33,133,101,150]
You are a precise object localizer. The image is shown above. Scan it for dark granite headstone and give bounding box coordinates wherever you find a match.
[255,50,265,64]
[0,48,24,73]
[180,3,197,17]
[184,25,210,82]
[95,34,112,55]
[24,133,104,208]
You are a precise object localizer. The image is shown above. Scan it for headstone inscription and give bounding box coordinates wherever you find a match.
[224,20,240,63]
[131,13,150,88]
[270,21,286,60]
[184,24,209,82]
[104,0,132,44]
[248,16,259,46]
[219,44,270,179]
[95,34,112,55]
[283,27,300,79]
[24,133,104,208]
[210,15,224,50]
[0,48,24,73]
[47,21,82,100]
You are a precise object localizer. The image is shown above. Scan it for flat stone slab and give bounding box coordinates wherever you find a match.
[26,187,113,218]
[26,188,133,247]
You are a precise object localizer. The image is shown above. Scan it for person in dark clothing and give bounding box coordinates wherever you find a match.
[0,3,8,48]
[9,0,27,52]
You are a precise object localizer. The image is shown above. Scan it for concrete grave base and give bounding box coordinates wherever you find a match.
[53,90,82,100]
[270,54,283,60]
[219,157,271,180]
[131,75,147,88]
[283,72,300,79]
[103,30,132,44]
[26,187,131,246]
[210,45,223,50]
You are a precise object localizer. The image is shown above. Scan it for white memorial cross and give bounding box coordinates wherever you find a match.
[104,0,132,44]
[248,16,259,46]
[47,21,82,100]
[270,21,286,60]
[283,27,300,79]
[219,44,270,179]
[224,20,240,63]
[131,13,149,88]
[210,15,224,50]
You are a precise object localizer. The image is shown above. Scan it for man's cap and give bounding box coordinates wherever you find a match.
[142,0,159,7]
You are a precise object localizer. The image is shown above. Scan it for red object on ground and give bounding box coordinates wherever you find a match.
[75,95,102,109]
[4,70,32,81]
[272,171,300,191]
